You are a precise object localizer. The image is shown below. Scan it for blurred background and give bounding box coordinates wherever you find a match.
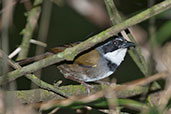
[0,0,171,113]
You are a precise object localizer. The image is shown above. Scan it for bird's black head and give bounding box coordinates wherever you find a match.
[98,36,136,54]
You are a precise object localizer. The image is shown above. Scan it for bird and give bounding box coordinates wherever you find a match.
[17,36,135,88]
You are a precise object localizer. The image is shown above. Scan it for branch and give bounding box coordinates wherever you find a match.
[17,0,42,60]
[2,52,68,97]
[6,72,167,104]
[0,0,171,84]
[30,72,167,110]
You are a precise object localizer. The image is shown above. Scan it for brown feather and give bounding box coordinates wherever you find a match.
[50,42,80,54]
[75,49,100,67]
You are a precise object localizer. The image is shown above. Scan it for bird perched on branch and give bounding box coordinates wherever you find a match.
[18,36,135,88]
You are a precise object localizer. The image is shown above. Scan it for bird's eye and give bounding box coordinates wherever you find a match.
[113,41,118,45]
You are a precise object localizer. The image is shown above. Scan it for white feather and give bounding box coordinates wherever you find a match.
[104,48,127,65]
[82,71,113,82]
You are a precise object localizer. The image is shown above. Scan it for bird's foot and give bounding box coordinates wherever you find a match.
[95,80,111,86]
[64,75,93,94]
[80,81,94,94]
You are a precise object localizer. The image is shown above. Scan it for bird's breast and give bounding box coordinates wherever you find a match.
[104,48,127,66]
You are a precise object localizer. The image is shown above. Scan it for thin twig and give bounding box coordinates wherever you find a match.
[32,0,52,88]
[30,39,47,47]
[1,0,15,84]
[1,0,15,113]
[11,61,68,98]
[8,47,21,59]
[17,0,42,60]
[8,39,47,59]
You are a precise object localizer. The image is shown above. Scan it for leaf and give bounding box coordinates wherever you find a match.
[156,20,171,44]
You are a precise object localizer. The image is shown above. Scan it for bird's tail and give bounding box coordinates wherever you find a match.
[17,52,53,66]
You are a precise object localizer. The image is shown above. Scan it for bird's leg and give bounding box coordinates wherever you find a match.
[95,80,111,86]
[64,75,93,94]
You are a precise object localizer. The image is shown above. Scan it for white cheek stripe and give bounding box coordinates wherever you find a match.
[104,48,127,65]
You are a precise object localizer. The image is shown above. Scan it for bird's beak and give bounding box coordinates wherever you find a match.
[121,41,136,48]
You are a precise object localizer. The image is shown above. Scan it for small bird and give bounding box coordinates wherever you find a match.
[18,36,135,87]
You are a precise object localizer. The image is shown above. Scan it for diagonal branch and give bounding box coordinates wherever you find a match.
[0,0,171,84]
[0,50,68,97]
[104,0,148,76]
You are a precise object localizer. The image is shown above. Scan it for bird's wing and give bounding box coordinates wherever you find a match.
[75,49,100,68]
[51,42,100,68]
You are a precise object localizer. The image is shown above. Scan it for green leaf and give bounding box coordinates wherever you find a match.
[156,20,171,44]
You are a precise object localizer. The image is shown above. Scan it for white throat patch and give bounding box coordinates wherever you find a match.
[104,48,127,65]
